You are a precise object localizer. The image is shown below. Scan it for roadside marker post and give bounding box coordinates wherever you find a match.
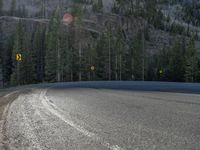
[90,66,95,80]
[16,53,22,85]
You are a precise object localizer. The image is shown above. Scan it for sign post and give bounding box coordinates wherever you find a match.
[159,69,163,81]
[91,66,95,80]
[16,53,22,85]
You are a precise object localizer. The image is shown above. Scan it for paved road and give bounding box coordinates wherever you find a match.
[2,81,200,150]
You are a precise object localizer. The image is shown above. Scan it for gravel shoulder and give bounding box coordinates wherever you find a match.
[0,89,31,150]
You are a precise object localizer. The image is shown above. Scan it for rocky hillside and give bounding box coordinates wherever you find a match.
[1,0,114,17]
[1,0,71,17]
[0,0,200,57]
[0,0,200,86]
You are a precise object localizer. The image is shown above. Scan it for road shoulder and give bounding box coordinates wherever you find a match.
[0,89,31,150]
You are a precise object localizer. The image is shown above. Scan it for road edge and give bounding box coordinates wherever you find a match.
[0,89,32,150]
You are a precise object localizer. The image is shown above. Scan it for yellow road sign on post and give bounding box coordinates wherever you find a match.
[91,66,95,71]
[16,53,22,61]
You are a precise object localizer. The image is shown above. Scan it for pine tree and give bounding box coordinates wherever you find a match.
[33,25,46,82]
[114,0,129,15]
[45,7,61,82]
[23,36,35,84]
[0,24,3,87]
[73,4,84,81]
[59,25,70,81]
[95,33,108,80]
[0,0,3,16]
[2,35,14,86]
[197,60,200,82]
[66,26,78,81]
[10,0,16,16]
[114,27,125,80]
[106,24,112,81]
[93,0,103,13]
[11,21,24,85]
[85,36,97,81]
[40,0,47,18]
[127,31,143,80]
[11,21,34,85]
[17,5,27,17]
[144,0,164,28]
[168,39,185,82]
[184,38,198,82]
[154,47,170,81]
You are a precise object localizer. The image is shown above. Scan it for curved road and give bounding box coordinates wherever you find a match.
[2,81,200,150]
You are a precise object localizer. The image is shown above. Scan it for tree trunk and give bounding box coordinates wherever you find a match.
[57,39,61,82]
[108,33,111,80]
[119,54,122,81]
[142,30,145,81]
[79,42,82,81]
[115,55,118,80]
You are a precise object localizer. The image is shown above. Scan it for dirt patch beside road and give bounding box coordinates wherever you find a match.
[0,89,31,150]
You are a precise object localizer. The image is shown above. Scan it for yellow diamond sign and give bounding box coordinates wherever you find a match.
[16,53,22,61]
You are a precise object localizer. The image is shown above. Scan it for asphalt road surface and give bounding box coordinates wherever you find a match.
[1,81,200,150]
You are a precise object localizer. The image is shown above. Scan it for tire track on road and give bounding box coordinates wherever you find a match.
[41,89,125,150]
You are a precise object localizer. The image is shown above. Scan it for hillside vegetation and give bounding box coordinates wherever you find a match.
[0,0,200,86]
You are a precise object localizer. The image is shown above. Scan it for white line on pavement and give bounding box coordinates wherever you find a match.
[3,91,18,98]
